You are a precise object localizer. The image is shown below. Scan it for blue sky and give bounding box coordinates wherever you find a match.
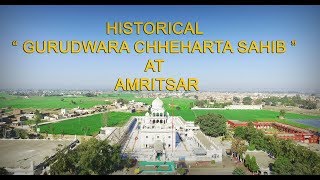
[0,5,319,91]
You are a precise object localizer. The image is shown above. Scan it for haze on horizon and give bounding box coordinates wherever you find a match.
[0,6,319,92]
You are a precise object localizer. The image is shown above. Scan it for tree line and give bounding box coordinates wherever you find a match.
[262,95,317,109]
[233,124,320,175]
[193,100,232,108]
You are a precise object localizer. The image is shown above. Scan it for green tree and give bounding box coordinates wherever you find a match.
[249,156,259,173]
[293,162,313,175]
[194,113,227,137]
[273,156,293,175]
[50,139,127,175]
[49,148,77,175]
[189,102,194,109]
[14,128,28,139]
[244,154,251,167]
[234,127,247,139]
[61,130,65,138]
[247,144,255,151]
[0,167,12,175]
[279,109,286,119]
[232,167,246,175]
[233,97,240,104]
[231,138,247,160]
[84,93,96,97]
[34,109,42,134]
[302,100,317,110]
[254,99,262,105]
[176,167,187,175]
[194,100,206,108]
[242,96,252,105]
[116,98,128,105]
[232,122,320,175]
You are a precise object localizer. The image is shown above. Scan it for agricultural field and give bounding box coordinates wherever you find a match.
[39,111,144,136]
[2,92,320,133]
[191,110,320,121]
[0,92,145,110]
[117,95,320,121]
[191,110,320,131]
[0,95,111,109]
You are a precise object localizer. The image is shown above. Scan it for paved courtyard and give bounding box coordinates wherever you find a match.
[187,156,249,175]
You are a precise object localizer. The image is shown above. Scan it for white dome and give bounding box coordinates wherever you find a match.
[152,97,163,109]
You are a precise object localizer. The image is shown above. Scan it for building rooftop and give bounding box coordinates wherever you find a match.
[0,139,72,169]
[194,131,218,150]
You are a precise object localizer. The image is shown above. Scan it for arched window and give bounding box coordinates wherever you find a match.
[156,120,159,123]
[160,120,163,123]
[160,113,162,117]
[153,120,155,124]
[156,113,159,117]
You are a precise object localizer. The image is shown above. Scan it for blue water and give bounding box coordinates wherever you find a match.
[289,119,320,128]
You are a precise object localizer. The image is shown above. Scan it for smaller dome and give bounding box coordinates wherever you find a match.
[151,97,163,109]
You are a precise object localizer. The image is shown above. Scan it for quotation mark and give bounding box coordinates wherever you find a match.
[291,40,296,46]
[12,40,18,46]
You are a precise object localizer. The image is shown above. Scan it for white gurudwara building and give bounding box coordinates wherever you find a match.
[100,97,223,162]
[138,97,176,157]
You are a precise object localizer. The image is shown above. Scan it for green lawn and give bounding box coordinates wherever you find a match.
[39,112,144,136]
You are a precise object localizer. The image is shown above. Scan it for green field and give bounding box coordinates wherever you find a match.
[191,110,320,121]
[192,110,320,131]
[2,92,320,133]
[39,108,320,136]
[39,112,144,136]
[0,95,112,109]
[117,96,320,121]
